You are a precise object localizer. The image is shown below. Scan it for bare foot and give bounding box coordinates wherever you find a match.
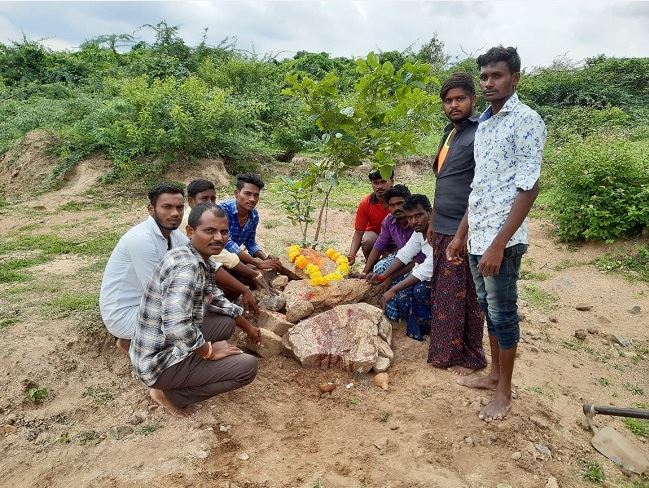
[149,389,197,418]
[457,374,498,390]
[116,338,131,354]
[479,393,511,421]
[448,365,478,376]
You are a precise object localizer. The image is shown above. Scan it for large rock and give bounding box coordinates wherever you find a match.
[252,290,287,312]
[271,275,289,291]
[284,278,374,314]
[254,309,293,337]
[284,303,393,373]
[286,300,315,323]
[236,328,284,358]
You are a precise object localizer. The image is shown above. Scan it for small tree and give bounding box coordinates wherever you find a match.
[280,52,439,247]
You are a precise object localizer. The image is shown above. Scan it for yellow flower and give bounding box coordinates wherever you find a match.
[335,256,348,265]
[295,256,308,269]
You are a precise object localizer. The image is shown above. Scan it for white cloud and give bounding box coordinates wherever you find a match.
[0,0,647,67]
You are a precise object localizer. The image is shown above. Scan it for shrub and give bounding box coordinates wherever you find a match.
[552,136,649,241]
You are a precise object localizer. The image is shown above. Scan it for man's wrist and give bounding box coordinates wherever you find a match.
[490,237,508,251]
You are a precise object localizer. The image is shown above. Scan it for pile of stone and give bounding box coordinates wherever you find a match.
[237,277,394,373]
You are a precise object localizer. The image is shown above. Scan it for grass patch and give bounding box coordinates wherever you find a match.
[520,284,559,311]
[82,386,115,405]
[624,418,649,438]
[57,200,113,212]
[262,218,283,229]
[49,292,99,316]
[0,255,51,283]
[623,383,645,396]
[0,317,19,329]
[520,269,548,281]
[525,386,544,394]
[552,259,578,271]
[561,339,583,351]
[0,233,120,257]
[595,246,649,282]
[377,411,392,423]
[578,458,605,483]
[593,377,611,386]
[74,430,100,445]
[27,387,49,403]
[136,422,160,436]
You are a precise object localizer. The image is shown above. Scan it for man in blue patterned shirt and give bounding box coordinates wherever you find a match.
[130,203,261,417]
[447,46,547,422]
[219,173,283,274]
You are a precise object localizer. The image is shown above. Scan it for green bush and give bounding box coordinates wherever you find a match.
[552,136,649,241]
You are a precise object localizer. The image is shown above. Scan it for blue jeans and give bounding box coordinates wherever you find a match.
[468,243,527,350]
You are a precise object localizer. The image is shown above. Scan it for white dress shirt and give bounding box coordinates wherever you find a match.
[395,231,434,282]
[468,92,547,255]
[99,216,189,338]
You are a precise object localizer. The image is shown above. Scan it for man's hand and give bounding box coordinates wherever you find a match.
[245,325,262,345]
[347,253,356,266]
[381,288,397,309]
[254,273,278,295]
[256,258,283,272]
[367,273,386,285]
[445,236,467,265]
[241,290,260,315]
[477,243,505,277]
[237,317,262,344]
[209,341,243,360]
[426,222,435,245]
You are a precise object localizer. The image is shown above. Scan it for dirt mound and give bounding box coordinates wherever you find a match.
[60,158,112,195]
[0,131,59,197]
[164,157,232,188]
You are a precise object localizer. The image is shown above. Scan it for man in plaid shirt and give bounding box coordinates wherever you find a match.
[130,203,261,417]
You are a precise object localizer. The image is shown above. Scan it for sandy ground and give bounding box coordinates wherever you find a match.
[1,159,648,488]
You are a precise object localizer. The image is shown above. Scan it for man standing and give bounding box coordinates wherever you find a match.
[219,173,283,272]
[447,46,547,421]
[425,73,487,375]
[130,203,260,417]
[100,184,187,353]
[347,169,393,264]
[378,195,433,341]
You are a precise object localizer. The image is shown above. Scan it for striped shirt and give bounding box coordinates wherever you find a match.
[129,243,244,386]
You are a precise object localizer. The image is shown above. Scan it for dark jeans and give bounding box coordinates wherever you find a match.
[468,243,527,350]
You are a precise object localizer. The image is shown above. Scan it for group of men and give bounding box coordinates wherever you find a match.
[99,45,546,422]
[347,45,546,421]
[100,174,279,416]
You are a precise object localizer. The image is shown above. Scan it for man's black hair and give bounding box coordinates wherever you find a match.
[477,46,521,74]
[187,179,215,198]
[368,169,395,181]
[440,72,476,99]
[383,184,411,203]
[403,194,432,212]
[236,173,265,191]
[148,183,184,206]
[188,203,226,229]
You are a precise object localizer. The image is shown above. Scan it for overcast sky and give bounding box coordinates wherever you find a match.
[0,1,647,68]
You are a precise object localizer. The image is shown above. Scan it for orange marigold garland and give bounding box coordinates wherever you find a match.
[287,245,350,286]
